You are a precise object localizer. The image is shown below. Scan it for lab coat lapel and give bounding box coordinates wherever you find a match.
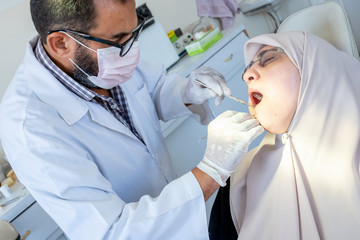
[123,78,177,181]
[86,102,138,140]
[131,84,160,150]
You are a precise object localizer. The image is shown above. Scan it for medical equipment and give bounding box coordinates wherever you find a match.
[194,78,253,107]
[239,0,282,15]
[185,27,223,56]
[239,0,283,30]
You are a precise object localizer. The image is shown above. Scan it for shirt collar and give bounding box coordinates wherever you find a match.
[25,36,88,125]
[34,39,96,101]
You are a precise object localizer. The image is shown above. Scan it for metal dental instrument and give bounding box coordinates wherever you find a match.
[226,95,253,107]
[194,79,254,108]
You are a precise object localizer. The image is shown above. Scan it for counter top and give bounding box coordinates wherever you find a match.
[0,181,35,221]
[167,24,246,77]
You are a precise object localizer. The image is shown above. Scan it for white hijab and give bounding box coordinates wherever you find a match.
[230,31,360,240]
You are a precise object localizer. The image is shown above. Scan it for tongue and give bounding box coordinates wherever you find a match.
[253,92,263,105]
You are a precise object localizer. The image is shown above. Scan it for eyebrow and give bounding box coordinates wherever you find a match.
[255,47,277,59]
[109,22,140,40]
[257,48,269,57]
[111,32,131,40]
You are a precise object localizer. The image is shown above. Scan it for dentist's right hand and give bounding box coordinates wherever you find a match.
[197,111,264,186]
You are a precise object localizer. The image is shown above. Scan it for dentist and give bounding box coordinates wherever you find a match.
[0,0,263,239]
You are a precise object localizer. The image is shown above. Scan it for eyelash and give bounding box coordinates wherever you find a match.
[260,56,276,66]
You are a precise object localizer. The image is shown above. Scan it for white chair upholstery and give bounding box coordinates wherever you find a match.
[0,220,19,240]
[277,1,359,60]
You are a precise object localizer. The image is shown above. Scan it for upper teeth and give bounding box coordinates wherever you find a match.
[254,93,263,101]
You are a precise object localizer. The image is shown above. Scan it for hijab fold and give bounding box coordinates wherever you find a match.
[230,31,360,240]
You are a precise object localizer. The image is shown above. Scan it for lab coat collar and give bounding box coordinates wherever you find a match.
[25,36,91,125]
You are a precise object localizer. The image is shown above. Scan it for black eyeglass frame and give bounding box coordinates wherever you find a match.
[48,15,146,57]
[242,47,285,80]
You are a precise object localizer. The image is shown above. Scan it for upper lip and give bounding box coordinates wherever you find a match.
[248,88,263,107]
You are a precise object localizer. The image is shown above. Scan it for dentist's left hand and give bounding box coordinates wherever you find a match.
[183,66,232,106]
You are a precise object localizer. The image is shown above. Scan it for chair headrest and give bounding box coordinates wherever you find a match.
[277,1,359,60]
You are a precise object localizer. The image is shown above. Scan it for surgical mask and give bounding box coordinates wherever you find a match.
[66,32,140,89]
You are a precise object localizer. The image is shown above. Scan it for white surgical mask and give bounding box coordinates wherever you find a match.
[65,32,140,89]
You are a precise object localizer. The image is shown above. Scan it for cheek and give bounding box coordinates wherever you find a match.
[254,65,300,134]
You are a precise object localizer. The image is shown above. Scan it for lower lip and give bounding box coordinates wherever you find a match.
[253,96,263,106]
[249,105,256,116]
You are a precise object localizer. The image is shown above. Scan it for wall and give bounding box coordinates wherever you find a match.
[0,0,36,160]
[144,0,314,35]
[0,1,35,102]
[145,0,285,36]
[145,0,200,33]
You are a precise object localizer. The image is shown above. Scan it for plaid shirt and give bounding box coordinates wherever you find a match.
[34,39,144,144]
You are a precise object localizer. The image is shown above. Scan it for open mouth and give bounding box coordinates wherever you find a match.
[251,91,263,106]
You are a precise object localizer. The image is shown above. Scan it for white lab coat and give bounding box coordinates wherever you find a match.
[0,37,212,239]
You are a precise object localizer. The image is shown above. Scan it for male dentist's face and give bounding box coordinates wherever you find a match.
[72,0,138,83]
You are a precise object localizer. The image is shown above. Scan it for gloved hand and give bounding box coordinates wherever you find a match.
[197,111,264,186]
[183,66,232,106]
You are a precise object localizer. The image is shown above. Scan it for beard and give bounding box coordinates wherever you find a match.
[72,45,100,89]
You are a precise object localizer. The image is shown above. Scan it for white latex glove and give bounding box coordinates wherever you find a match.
[197,111,264,186]
[183,66,232,106]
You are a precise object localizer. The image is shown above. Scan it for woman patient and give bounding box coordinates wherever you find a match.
[209,31,360,240]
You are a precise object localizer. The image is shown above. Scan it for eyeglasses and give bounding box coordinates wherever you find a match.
[242,47,285,80]
[48,15,145,57]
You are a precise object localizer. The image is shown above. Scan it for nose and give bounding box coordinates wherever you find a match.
[243,67,260,84]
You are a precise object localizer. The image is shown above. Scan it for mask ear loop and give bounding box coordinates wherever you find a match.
[62,31,96,78]
[61,31,97,53]
[68,58,91,78]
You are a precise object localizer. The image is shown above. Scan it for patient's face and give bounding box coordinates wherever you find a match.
[243,45,300,134]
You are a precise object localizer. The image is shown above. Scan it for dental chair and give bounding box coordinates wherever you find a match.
[0,220,20,240]
[277,1,360,60]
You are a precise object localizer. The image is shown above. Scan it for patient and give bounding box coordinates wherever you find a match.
[209,31,360,240]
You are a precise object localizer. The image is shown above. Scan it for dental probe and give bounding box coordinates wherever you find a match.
[226,95,254,108]
[194,79,254,108]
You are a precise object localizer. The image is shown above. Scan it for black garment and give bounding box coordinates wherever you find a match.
[208,178,238,240]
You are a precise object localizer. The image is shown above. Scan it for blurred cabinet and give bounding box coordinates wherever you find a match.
[11,202,67,240]
[0,182,68,240]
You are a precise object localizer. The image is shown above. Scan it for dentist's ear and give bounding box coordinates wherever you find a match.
[43,32,77,75]
[45,32,76,58]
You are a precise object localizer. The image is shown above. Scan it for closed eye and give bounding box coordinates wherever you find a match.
[260,56,276,66]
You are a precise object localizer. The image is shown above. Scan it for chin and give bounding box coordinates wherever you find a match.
[249,105,256,117]
[264,121,289,134]
[266,127,286,135]
[251,110,288,135]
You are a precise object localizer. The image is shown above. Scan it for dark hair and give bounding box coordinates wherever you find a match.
[30,0,97,44]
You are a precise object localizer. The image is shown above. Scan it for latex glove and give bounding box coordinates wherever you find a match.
[197,111,264,186]
[183,66,232,106]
